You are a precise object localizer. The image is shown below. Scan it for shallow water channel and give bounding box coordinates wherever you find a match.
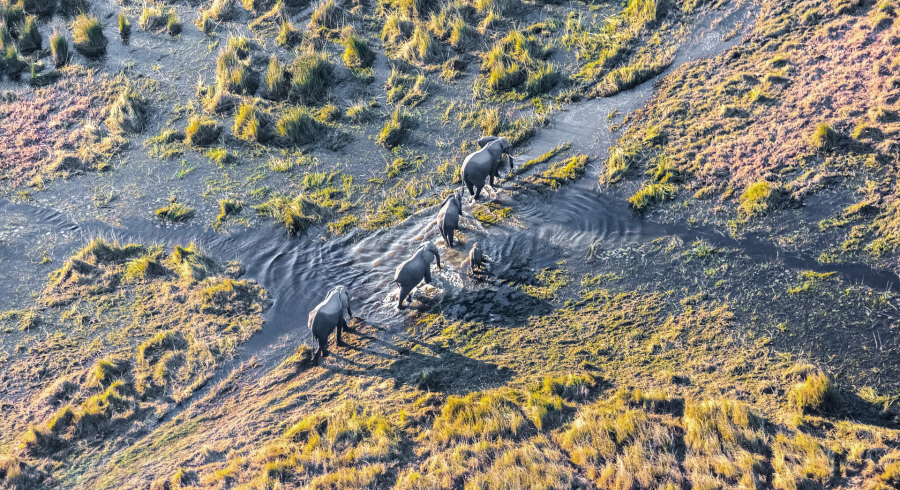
[2,5,897,387]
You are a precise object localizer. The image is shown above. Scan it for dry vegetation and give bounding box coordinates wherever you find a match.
[0,239,269,486]
[606,0,900,270]
[47,234,900,489]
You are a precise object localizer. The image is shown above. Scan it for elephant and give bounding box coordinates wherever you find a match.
[394,241,442,309]
[437,190,464,248]
[461,136,514,200]
[307,285,353,362]
[468,241,487,274]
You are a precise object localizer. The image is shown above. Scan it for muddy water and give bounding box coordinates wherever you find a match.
[2,5,898,382]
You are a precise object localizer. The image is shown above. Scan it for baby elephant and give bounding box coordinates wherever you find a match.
[437,191,464,248]
[469,241,488,274]
[307,285,353,362]
[394,241,442,309]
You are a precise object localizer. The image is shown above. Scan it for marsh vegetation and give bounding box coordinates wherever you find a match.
[3,0,900,488]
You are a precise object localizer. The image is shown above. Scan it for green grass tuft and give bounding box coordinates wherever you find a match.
[809,122,839,151]
[788,372,841,413]
[262,54,289,100]
[17,15,41,53]
[118,13,130,39]
[376,108,411,148]
[738,180,777,219]
[71,14,107,57]
[628,181,676,210]
[185,116,222,146]
[254,193,333,234]
[277,106,326,145]
[234,103,274,143]
[342,29,375,68]
[50,31,68,67]
[290,51,333,104]
[156,200,195,222]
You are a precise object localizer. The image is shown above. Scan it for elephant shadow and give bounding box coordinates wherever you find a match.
[321,325,514,395]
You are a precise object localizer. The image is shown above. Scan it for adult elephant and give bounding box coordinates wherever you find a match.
[394,241,441,310]
[437,190,464,248]
[461,136,514,200]
[307,285,353,362]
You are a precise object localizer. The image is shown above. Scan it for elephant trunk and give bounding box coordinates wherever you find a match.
[434,253,442,269]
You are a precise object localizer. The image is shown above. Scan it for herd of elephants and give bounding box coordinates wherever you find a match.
[307,136,514,361]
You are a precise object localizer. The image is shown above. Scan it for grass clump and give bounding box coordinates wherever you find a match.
[204,0,236,22]
[788,372,841,413]
[515,142,570,176]
[309,0,341,29]
[809,122,839,151]
[342,29,375,68]
[0,308,41,331]
[165,243,220,285]
[738,180,778,219]
[215,199,243,228]
[481,31,556,95]
[346,100,375,123]
[602,142,640,183]
[433,391,526,443]
[50,31,68,67]
[138,5,168,31]
[17,15,41,53]
[628,181,676,210]
[206,147,239,166]
[255,193,333,234]
[155,199,195,222]
[376,108,411,148]
[118,13,130,40]
[184,116,222,146]
[683,399,768,487]
[166,13,181,36]
[400,23,440,64]
[91,356,129,387]
[234,103,274,143]
[71,14,107,57]
[559,394,684,488]
[106,86,148,134]
[276,20,301,46]
[289,51,333,104]
[386,69,428,106]
[538,155,590,189]
[277,106,326,145]
[215,38,259,96]
[262,55,289,100]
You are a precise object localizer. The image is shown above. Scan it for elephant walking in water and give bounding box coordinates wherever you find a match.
[394,241,442,309]
[461,136,514,201]
[469,241,488,274]
[308,285,353,362]
[437,191,464,248]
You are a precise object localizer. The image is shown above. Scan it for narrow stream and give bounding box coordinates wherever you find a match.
[2,4,897,391]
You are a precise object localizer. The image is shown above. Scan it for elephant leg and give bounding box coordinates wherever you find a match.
[447,228,455,248]
[424,268,432,284]
[319,335,330,358]
[474,185,483,200]
[489,174,494,187]
[464,177,475,198]
[337,317,348,347]
[398,284,412,310]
